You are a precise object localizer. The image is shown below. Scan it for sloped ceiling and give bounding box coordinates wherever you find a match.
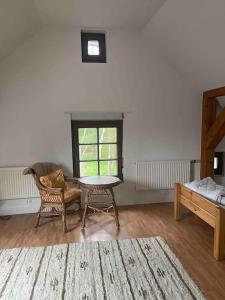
[2,0,225,92]
[0,0,166,62]
[145,0,225,90]
[34,0,165,30]
[0,0,40,61]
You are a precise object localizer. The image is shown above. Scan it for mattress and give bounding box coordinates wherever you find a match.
[184,177,225,206]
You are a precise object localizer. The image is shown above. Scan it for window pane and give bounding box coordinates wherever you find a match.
[88,40,100,55]
[80,161,98,177]
[79,128,97,144]
[100,160,118,176]
[79,145,97,161]
[214,157,218,169]
[99,128,117,143]
[99,144,117,160]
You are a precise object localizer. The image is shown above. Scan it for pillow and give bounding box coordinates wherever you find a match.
[40,169,65,189]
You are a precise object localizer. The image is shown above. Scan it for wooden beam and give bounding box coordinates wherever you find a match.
[206,105,225,149]
[200,96,217,178]
[201,148,215,179]
[204,86,225,98]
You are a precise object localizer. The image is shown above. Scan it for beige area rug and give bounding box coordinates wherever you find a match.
[0,237,205,300]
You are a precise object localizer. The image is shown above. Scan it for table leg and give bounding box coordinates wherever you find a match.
[81,190,90,230]
[109,188,120,228]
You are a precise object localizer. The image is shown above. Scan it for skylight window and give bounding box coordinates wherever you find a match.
[88,40,100,56]
[81,32,106,63]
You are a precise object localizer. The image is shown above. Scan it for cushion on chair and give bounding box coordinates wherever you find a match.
[64,187,81,203]
[40,169,65,189]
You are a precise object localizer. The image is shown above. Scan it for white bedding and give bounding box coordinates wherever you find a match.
[184,177,225,206]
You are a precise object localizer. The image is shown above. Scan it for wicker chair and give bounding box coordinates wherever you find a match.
[23,162,81,232]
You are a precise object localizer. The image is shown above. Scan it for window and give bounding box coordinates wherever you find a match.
[81,32,106,63]
[214,156,218,169]
[71,120,123,179]
[88,40,99,55]
[214,152,223,175]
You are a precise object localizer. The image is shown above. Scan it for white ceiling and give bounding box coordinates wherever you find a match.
[0,0,40,61]
[2,0,225,93]
[145,0,225,90]
[34,0,165,30]
[0,0,166,62]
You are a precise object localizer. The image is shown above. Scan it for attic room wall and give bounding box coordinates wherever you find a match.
[144,0,225,91]
[0,0,40,61]
[0,26,201,214]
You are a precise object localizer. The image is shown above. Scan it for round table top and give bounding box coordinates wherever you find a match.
[79,176,121,187]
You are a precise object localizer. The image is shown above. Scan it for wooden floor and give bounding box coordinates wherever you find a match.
[0,203,225,300]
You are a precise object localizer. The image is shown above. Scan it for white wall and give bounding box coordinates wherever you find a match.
[0,26,201,214]
[0,0,40,61]
[144,0,225,91]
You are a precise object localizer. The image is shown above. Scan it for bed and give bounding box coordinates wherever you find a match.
[174,183,225,260]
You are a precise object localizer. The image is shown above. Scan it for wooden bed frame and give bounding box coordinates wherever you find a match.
[174,86,225,261]
[174,183,225,260]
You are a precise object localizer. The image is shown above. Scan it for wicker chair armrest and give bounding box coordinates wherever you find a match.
[64,176,80,188]
[39,185,63,195]
[64,176,79,183]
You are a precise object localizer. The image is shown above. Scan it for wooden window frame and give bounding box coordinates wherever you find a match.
[71,120,123,179]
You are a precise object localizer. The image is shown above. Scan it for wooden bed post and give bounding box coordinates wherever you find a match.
[214,208,225,260]
[201,87,225,179]
[174,183,181,221]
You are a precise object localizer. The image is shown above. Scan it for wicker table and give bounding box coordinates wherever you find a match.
[79,176,121,230]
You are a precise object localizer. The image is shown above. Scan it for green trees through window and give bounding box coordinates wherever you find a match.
[72,120,123,179]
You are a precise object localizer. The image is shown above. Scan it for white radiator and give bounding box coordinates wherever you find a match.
[136,160,191,191]
[0,167,39,200]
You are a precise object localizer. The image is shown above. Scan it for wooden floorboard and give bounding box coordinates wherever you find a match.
[0,203,224,300]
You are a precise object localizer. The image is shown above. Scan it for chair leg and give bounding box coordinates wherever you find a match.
[35,208,41,228]
[62,210,67,233]
[81,190,90,230]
